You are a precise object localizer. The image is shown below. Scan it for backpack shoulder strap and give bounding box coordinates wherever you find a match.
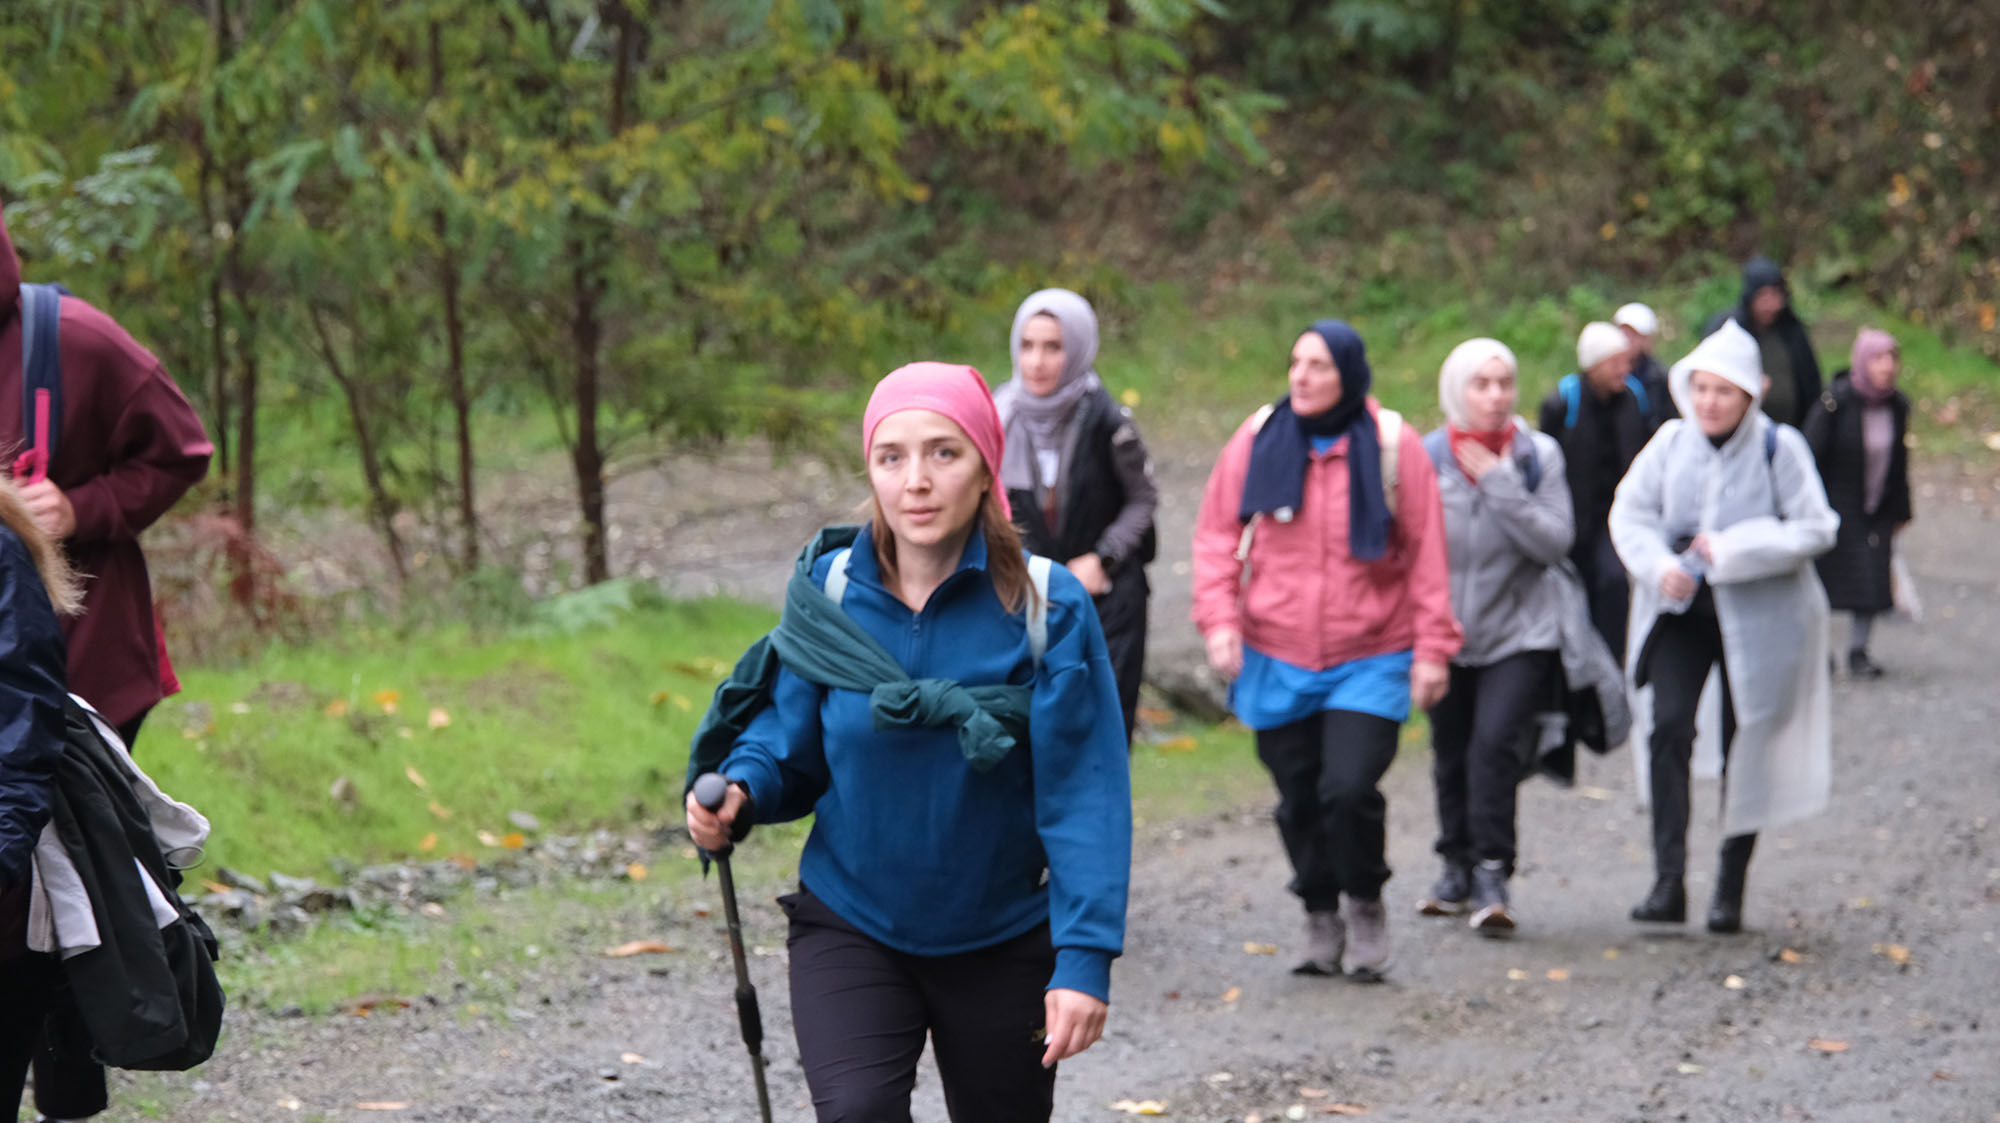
[1559,373,1582,429]
[1377,407,1403,516]
[1515,427,1544,492]
[823,547,853,604]
[1624,373,1650,416]
[1249,402,1277,433]
[1025,555,1053,663]
[19,282,66,466]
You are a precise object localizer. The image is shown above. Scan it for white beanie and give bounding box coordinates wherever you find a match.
[1668,318,1765,407]
[1577,322,1629,371]
[1437,337,1519,428]
[1614,302,1659,336]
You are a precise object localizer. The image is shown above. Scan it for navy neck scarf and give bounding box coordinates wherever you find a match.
[1237,319,1394,561]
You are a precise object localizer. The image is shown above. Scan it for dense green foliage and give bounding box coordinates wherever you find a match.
[2,0,1994,600]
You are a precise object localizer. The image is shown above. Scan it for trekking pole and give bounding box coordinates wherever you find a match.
[692,772,775,1123]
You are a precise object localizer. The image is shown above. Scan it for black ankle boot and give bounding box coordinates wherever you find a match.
[1631,877,1686,923]
[1707,834,1756,933]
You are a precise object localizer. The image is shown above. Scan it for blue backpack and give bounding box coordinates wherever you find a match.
[1557,371,1650,430]
[14,281,69,481]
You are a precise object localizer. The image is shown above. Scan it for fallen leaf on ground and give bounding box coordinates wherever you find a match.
[1221,987,1241,1003]
[1873,943,1912,966]
[1603,948,1621,960]
[625,862,648,881]
[1243,942,1278,955]
[427,707,451,730]
[277,1096,302,1111]
[1137,706,1175,726]
[356,1103,409,1112]
[230,701,252,715]
[447,853,476,870]
[1286,1107,1308,1121]
[324,699,349,718]
[1506,968,1529,981]
[372,689,400,714]
[500,831,526,850]
[418,833,437,852]
[620,1053,646,1064]
[1931,1070,1954,1081]
[420,902,445,918]
[1157,736,1198,753]
[1577,785,1613,801]
[1778,948,1806,964]
[1298,1088,1328,1098]
[1546,968,1571,981]
[404,765,428,791]
[476,829,500,847]
[1847,896,1874,909]
[1724,975,1746,990]
[344,995,411,1017]
[428,800,453,821]
[1808,1038,1850,1053]
[1321,1106,1369,1116]
[1677,1062,1705,1075]
[1984,432,2000,453]
[603,940,674,958]
[1108,1100,1168,1115]
[201,879,231,894]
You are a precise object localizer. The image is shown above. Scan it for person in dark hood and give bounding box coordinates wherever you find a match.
[1701,256,1823,427]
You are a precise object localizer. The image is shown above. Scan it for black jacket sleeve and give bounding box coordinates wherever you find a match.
[0,527,68,886]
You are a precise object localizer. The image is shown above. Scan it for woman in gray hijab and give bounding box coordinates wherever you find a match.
[993,289,1159,743]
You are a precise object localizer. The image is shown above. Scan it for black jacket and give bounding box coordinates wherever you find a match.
[1702,256,1823,427]
[1629,351,1678,429]
[1802,371,1912,613]
[1538,381,1650,562]
[0,520,68,960]
[1007,387,1158,630]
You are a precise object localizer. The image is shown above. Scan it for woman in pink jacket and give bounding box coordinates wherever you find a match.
[1192,320,1462,980]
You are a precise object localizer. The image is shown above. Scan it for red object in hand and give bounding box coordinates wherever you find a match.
[13,388,52,483]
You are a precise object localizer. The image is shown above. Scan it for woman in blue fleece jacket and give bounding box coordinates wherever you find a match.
[686,362,1132,1123]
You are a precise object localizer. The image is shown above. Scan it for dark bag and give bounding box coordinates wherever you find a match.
[45,699,223,1071]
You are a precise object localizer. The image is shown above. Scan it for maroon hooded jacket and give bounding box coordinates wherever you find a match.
[0,211,213,728]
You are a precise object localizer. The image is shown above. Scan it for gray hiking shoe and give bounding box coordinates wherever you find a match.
[1292,909,1345,977]
[1343,896,1390,982]
[1468,859,1516,935]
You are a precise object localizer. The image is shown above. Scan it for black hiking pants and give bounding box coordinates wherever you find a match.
[1426,651,1558,875]
[1092,577,1148,746]
[781,888,1058,1123]
[1253,709,1402,910]
[1641,605,1756,881]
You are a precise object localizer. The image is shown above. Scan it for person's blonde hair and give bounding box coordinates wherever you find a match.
[869,488,1028,615]
[0,477,82,614]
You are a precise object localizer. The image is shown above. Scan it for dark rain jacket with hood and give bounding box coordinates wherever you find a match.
[0,209,214,728]
[1701,256,1823,427]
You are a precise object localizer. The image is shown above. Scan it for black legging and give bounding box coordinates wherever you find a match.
[780,888,1059,1123]
[1641,606,1744,880]
[1426,651,1558,875]
[2,953,57,1116]
[1253,709,1402,909]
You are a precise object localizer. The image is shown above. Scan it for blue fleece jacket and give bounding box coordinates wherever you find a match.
[720,525,1132,1001]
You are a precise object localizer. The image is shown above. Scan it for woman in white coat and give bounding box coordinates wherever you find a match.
[1609,319,1837,933]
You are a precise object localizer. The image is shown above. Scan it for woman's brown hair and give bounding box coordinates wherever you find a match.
[870,487,1028,614]
[0,476,82,615]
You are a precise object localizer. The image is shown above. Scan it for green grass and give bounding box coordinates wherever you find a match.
[148,594,774,879]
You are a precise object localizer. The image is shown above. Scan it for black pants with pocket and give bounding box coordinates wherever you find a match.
[781,888,1058,1123]
[1426,651,1559,875]
[1640,605,1742,880]
[1253,709,1402,910]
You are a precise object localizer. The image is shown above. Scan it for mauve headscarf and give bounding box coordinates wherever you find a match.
[1849,329,1900,513]
[997,289,1101,494]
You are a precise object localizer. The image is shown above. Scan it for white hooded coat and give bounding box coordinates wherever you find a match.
[1609,320,1839,836]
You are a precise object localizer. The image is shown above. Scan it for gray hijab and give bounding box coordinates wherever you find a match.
[996,288,1101,494]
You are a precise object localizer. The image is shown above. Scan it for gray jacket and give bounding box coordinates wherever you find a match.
[1423,425,1575,667]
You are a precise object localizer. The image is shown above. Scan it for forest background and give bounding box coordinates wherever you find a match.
[3,0,1998,879]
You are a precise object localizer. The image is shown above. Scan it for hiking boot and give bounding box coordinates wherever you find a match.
[1630,877,1687,924]
[1342,897,1390,982]
[1292,909,1345,977]
[1707,834,1756,934]
[1416,861,1472,916]
[1847,649,1885,679]
[1468,860,1515,935]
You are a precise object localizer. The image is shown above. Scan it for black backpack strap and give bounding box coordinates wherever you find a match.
[19,282,68,464]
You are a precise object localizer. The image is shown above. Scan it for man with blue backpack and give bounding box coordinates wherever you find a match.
[1539,321,1653,662]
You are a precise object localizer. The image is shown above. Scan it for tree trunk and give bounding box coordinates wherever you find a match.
[569,233,609,586]
[308,303,409,582]
[430,20,479,573]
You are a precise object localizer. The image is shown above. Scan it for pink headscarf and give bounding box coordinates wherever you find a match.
[1849,328,1899,404]
[862,362,1012,520]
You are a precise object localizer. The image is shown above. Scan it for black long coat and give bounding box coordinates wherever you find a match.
[1801,371,1912,613]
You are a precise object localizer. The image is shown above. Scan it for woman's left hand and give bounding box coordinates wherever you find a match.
[1041,988,1108,1067]
[1066,554,1112,596]
[1690,533,1714,562]
[1410,659,1450,710]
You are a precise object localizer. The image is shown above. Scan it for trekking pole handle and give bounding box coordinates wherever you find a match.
[692,772,732,813]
